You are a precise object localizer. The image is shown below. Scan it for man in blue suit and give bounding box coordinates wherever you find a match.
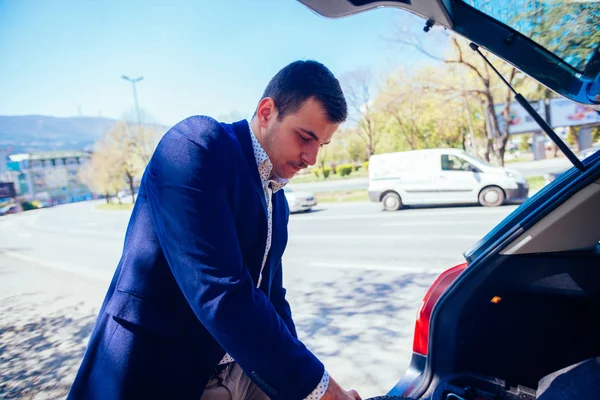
[68,60,361,400]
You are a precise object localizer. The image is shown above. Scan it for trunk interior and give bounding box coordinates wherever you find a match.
[426,249,600,399]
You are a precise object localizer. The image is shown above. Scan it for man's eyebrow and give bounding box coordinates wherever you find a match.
[300,128,330,145]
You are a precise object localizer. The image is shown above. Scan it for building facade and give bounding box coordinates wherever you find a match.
[5,151,94,205]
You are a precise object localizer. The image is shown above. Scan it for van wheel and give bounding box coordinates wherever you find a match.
[479,186,505,207]
[382,192,402,211]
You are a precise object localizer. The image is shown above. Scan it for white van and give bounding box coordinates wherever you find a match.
[368,148,529,211]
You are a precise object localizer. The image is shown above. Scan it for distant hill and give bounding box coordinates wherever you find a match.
[0,115,168,154]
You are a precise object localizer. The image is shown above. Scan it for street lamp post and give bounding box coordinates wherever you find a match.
[121,75,143,205]
[121,75,143,125]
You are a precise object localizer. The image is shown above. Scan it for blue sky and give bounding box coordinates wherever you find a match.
[0,0,441,126]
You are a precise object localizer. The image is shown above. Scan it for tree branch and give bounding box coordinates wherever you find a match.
[392,34,447,62]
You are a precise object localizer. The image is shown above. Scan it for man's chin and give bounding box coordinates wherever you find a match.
[279,172,295,180]
[277,166,301,180]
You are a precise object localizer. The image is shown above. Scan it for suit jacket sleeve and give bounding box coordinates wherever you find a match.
[271,260,298,338]
[144,116,323,400]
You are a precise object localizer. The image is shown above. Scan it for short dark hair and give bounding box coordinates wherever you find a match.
[258,60,347,124]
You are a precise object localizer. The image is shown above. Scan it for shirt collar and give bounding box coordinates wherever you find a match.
[247,121,288,193]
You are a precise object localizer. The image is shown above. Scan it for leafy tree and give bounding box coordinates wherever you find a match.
[81,121,162,203]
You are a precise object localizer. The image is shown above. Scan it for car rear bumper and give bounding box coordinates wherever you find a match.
[388,352,427,397]
[505,182,529,203]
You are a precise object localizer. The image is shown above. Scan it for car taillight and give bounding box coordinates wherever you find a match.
[413,262,468,356]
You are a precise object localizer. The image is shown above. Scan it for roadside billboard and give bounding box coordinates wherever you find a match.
[495,100,546,135]
[497,98,600,135]
[0,182,17,198]
[549,98,600,127]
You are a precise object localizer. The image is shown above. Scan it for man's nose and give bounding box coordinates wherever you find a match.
[301,147,318,166]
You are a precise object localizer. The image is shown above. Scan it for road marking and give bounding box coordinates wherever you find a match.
[307,261,447,274]
[293,234,481,241]
[292,208,516,222]
[381,220,491,227]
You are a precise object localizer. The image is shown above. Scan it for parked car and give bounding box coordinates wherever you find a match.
[283,186,317,213]
[368,148,528,211]
[579,144,600,161]
[300,0,600,399]
[544,144,600,185]
[0,202,18,216]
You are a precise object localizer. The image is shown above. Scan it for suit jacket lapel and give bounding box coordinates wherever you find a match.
[231,120,268,219]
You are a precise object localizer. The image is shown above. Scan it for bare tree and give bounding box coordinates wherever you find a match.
[341,68,384,156]
[393,30,518,165]
[378,70,432,150]
[497,67,519,165]
[120,110,163,166]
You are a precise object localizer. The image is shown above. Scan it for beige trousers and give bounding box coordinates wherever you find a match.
[201,363,270,400]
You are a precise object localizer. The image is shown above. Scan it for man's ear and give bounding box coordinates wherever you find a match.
[256,98,277,127]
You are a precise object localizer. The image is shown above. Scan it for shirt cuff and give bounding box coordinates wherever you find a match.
[304,370,329,400]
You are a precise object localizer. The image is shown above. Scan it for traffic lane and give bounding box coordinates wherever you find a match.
[13,200,130,240]
[285,232,475,272]
[293,202,518,222]
[0,201,516,284]
[0,200,135,283]
[286,204,518,272]
[0,209,123,281]
[509,157,572,177]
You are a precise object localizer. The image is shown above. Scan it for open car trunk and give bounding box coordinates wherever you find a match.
[420,164,600,399]
[423,251,600,399]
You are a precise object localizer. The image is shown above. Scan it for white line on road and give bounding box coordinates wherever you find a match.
[293,208,515,222]
[307,261,447,274]
[293,234,481,241]
[381,220,492,227]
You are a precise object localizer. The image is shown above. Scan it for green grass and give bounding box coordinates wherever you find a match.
[526,175,547,192]
[315,189,369,203]
[96,203,134,211]
[290,169,368,184]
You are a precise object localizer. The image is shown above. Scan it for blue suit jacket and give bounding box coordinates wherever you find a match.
[68,117,324,399]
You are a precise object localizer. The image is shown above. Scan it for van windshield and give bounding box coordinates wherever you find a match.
[461,152,495,168]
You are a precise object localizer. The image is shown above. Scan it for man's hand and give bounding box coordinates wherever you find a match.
[321,375,361,400]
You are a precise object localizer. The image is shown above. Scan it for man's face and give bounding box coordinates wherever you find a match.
[256,97,340,180]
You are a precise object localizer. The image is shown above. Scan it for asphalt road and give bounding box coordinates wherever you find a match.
[0,200,518,399]
[507,157,572,177]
